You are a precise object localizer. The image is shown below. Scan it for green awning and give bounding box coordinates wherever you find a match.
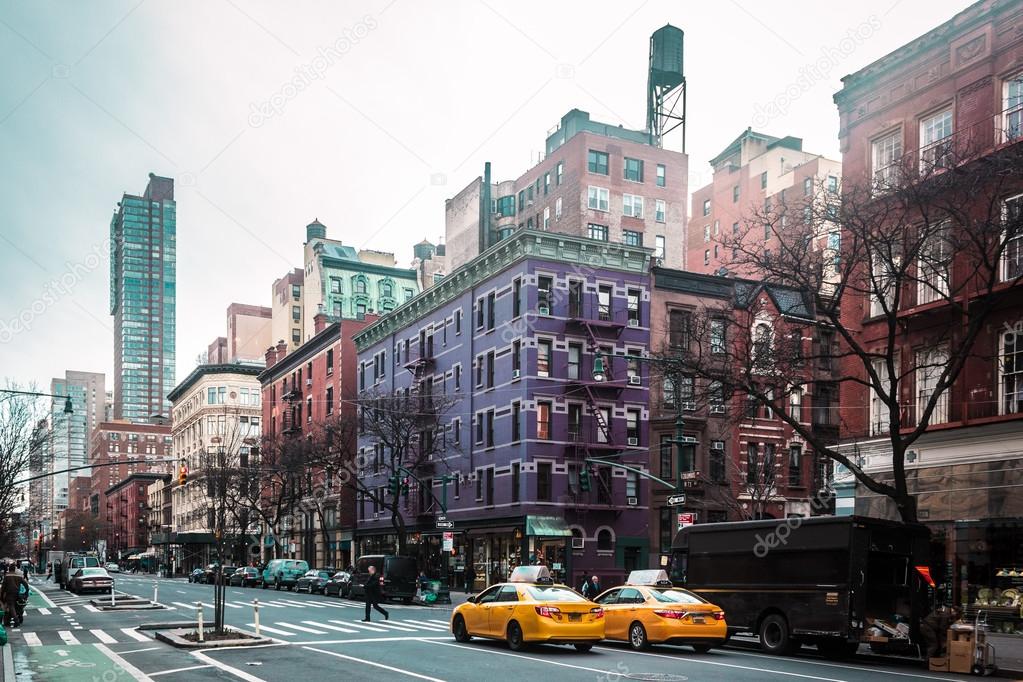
[526,515,572,537]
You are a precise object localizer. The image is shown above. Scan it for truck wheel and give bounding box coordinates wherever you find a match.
[759,614,794,655]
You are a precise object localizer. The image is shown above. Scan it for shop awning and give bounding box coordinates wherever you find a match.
[175,532,216,544]
[526,515,572,537]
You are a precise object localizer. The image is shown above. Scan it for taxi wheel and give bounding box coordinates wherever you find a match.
[629,622,650,650]
[452,615,472,642]
[692,644,713,654]
[574,644,593,653]
[506,621,525,651]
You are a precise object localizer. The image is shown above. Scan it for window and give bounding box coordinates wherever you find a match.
[760,171,768,189]
[354,278,367,295]
[596,407,611,443]
[709,441,726,482]
[291,284,301,300]
[659,435,673,480]
[555,197,562,219]
[496,195,515,217]
[655,199,666,223]
[656,164,666,187]
[587,186,609,211]
[708,380,725,414]
[626,470,639,501]
[746,443,759,484]
[753,322,773,370]
[623,229,642,247]
[597,528,613,551]
[915,346,949,425]
[292,305,301,322]
[487,291,495,330]
[486,350,495,389]
[538,276,553,313]
[329,277,341,294]
[627,289,640,325]
[454,308,462,334]
[475,412,484,444]
[512,402,521,442]
[703,249,709,266]
[623,194,644,218]
[537,462,552,501]
[702,199,711,216]
[567,343,581,380]
[655,235,665,260]
[567,403,582,440]
[452,417,461,446]
[869,357,897,436]
[598,284,612,321]
[703,225,710,242]
[788,445,802,486]
[556,161,564,185]
[512,462,520,503]
[537,339,552,377]
[1001,330,1023,414]
[485,409,495,447]
[454,364,461,390]
[872,130,902,190]
[920,109,953,171]
[543,206,550,229]
[1002,194,1023,282]
[325,387,334,415]
[918,221,951,304]
[708,318,725,354]
[587,150,609,175]
[827,175,839,194]
[626,409,640,442]
[544,172,550,195]
[789,385,802,421]
[537,401,552,440]
[869,253,899,317]
[512,340,521,375]
[624,157,643,182]
[803,177,812,195]
[731,185,740,203]
[517,190,525,213]
[587,223,608,241]
[669,310,690,349]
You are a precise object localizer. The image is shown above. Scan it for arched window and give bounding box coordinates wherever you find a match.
[380,280,393,297]
[596,528,613,551]
[353,277,367,295]
[753,322,773,369]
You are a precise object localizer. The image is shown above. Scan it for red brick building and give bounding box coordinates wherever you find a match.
[648,268,836,564]
[833,0,1023,628]
[688,129,840,277]
[260,313,373,567]
[89,421,172,524]
[105,472,166,562]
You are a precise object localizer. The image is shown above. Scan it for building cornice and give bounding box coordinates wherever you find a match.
[259,322,342,384]
[167,363,264,403]
[317,254,419,281]
[354,229,653,351]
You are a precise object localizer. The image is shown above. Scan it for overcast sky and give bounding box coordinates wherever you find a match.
[0,0,971,391]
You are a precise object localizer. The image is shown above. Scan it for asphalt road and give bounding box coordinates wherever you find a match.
[6,574,979,681]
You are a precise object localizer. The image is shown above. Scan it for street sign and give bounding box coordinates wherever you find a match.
[677,512,696,530]
[666,493,686,506]
[436,520,454,529]
[442,532,453,553]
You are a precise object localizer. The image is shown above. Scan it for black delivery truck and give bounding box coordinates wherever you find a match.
[671,516,931,658]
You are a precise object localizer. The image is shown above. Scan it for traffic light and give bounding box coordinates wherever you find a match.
[400,477,410,501]
[389,474,400,498]
[579,467,591,492]
[178,464,188,486]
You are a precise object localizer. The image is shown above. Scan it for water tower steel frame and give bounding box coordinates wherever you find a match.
[646,25,687,151]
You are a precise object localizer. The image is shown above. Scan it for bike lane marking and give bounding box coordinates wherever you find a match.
[94,642,156,681]
[19,644,129,681]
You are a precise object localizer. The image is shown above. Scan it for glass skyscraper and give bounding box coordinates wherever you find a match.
[110,173,176,422]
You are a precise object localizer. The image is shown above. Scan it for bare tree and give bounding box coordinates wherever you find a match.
[684,140,1023,523]
[0,385,48,557]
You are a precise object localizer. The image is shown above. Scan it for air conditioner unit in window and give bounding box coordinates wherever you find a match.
[628,318,639,327]
[628,375,641,385]
[512,369,521,379]
[627,437,639,446]
[571,537,585,549]
[681,401,696,411]
[306,378,313,387]
[711,441,725,450]
[709,405,725,414]
[538,304,550,316]
[627,496,638,506]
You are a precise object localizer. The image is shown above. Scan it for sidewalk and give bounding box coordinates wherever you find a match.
[0,640,14,682]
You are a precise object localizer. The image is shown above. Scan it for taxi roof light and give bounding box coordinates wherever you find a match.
[626,569,673,587]
[509,565,553,584]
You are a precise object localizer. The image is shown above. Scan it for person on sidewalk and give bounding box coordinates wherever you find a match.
[464,563,476,595]
[362,565,389,622]
[1,570,28,629]
[46,562,52,582]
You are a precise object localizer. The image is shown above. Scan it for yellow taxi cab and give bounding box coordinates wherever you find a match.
[594,569,727,652]
[450,565,605,652]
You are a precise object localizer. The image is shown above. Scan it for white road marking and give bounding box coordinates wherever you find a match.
[436,640,684,678]
[172,602,195,610]
[38,607,50,615]
[279,599,324,608]
[22,632,42,646]
[302,620,357,633]
[394,621,448,631]
[593,646,845,681]
[90,629,118,644]
[176,590,186,594]
[117,647,161,655]
[82,605,99,612]
[308,600,349,609]
[302,646,446,681]
[723,648,969,681]
[425,619,452,625]
[149,664,215,677]
[190,651,267,682]
[370,621,419,631]
[247,623,295,637]
[272,622,328,635]
[340,621,388,632]
[94,643,156,682]
[120,627,151,642]
[60,606,74,614]
[300,636,449,645]
[57,630,80,645]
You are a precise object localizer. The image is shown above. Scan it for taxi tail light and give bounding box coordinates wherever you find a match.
[535,605,561,618]
[590,607,604,619]
[653,609,687,619]
[713,611,725,621]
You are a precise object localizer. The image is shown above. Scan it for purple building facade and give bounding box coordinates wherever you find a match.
[354,229,653,591]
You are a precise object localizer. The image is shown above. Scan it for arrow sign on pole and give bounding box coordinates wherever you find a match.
[666,493,686,506]
[436,520,454,529]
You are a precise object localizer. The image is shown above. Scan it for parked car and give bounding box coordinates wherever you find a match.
[229,567,261,587]
[69,567,114,594]
[203,564,237,585]
[296,569,333,594]
[104,563,121,573]
[188,568,205,583]
[323,571,353,597]
[349,555,418,603]
[260,559,309,591]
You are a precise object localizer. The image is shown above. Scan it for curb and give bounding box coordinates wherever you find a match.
[154,628,274,649]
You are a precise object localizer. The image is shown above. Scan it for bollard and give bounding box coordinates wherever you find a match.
[196,601,204,643]
[153,581,158,605]
[253,599,260,637]
[111,584,116,607]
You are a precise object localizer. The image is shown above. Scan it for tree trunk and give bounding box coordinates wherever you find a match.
[894,494,918,524]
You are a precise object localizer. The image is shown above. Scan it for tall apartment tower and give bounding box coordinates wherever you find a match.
[48,370,104,516]
[110,173,177,422]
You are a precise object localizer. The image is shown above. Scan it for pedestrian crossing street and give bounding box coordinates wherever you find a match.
[7,627,153,647]
[250,617,453,639]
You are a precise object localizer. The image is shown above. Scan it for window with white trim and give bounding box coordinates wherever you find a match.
[915,345,949,425]
[555,197,562,219]
[655,199,666,223]
[917,221,951,304]
[587,186,609,211]
[919,109,953,171]
[1002,72,1023,143]
[869,253,899,317]
[1002,194,1023,282]
[789,385,802,421]
[871,130,902,191]
[869,357,897,436]
[1001,330,1023,415]
[623,194,644,218]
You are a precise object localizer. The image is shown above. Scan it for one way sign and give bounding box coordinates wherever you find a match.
[666,493,686,506]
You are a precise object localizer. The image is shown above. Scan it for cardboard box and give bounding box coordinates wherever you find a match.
[948,640,973,674]
[928,656,949,672]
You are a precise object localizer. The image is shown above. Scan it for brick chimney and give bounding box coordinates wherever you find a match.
[313,312,328,334]
[275,339,288,365]
[265,345,278,368]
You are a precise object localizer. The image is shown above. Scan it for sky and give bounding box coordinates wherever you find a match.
[0,0,973,392]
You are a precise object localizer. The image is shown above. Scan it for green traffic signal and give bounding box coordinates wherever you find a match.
[579,467,591,492]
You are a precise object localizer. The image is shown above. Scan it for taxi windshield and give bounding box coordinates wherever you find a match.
[649,589,705,604]
[525,586,587,602]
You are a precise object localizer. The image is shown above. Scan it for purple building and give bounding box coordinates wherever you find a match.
[354,229,653,591]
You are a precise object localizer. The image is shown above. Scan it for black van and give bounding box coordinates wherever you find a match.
[349,555,418,603]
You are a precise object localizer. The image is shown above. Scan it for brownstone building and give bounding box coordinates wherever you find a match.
[89,421,172,527]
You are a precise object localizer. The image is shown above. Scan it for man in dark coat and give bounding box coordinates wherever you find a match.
[2,570,29,629]
[464,564,476,595]
[362,565,389,622]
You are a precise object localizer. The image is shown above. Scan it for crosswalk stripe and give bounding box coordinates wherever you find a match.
[259,601,288,607]
[279,599,325,608]
[38,607,50,615]
[83,604,100,612]
[301,620,357,633]
[368,621,418,631]
[426,619,451,626]
[60,606,74,614]
[90,629,118,644]
[395,621,448,631]
[120,628,150,642]
[58,630,80,645]
[172,602,195,610]
[23,632,42,646]
[337,620,387,632]
[248,623,294,637]
[309,600,349,609]
[222,602,242,609]
[271,622,327,634]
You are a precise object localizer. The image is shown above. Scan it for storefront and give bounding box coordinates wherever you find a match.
[955,519,1023,636]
